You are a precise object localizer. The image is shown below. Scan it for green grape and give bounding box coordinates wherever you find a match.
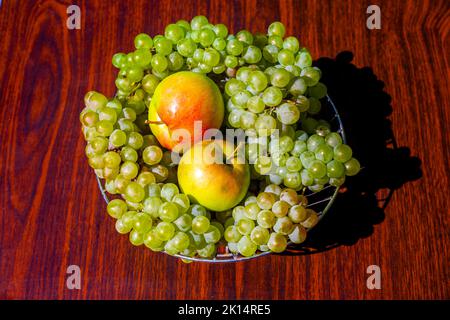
[155,221,176,241]
[133,212,153,233]
[212,38,226,51]
[189,204,208,218]
[270,68,291,88]
[300,169,314,186]
[147,183,161,197]
[159,202,179,222]
[226,39,244,56]
[213,23,228,38]
[224,55,238,68]
[264,184,282,196]
[167,52,184,71]
[232,206,246,222]
[334,144,353,163]
[232,90,252,107]
[120,146,138,162]
[112,52,126,68]
[99,107,117,123]
[121,211,137,230]
[295,51,312,68]
[118,119,134,132]
[103,166,119,180]
[256,192,277,210]
[165,23,185,44]
[203,48,220,66]
[279,136,294,153]
[315,144,334,163]
[309,82,327,99]
[279,188,298,206]
[144,230,163,250]
[204,226,221,244]
[120,161,139,179]
[85,91,108,111]
[171,232,190,251]
[278,49,295,66]
[89,137,108,154]
[126,66,144,83]
[254,156,273,175]
[192,215,210,234]
[247,95,265,113]
[174,214,193,232]
[143,196,162,218]
[300,66,320,86]
[237,236,257,257]
[248,70,268,92]
[268,35,283,48]
[267,232,287,253]
[212,63,226,74]
[237,218,255,235]
[250,226,270,245]
[197,243,216,258]
[271,152,288,167]
[236,67,252,83]
[105,179,117,194]
[109,129,127,147]
[308,97,321,115]
[344,158,361,176]
[151,53,168,72]
[276,102,300,125]
[127,132,143,149]
[263,45,279,63]
[172,194,190,213]
[224,217,235,229]
[225,79,246,97]
[236,30,253,45]
[133,48,152,68]
[164,240,179,255]
[288,205,308,223]
[136,172,156,187]
[256,210,276,228]
[255,114,277,136]
[103,151,121,168]
[114,174,130,193]
[191,15,209,30]
[240,111,257,129]
[326,160,345,178]
[124,181,145,203]
[330,176,346,187]
[228,109,242,128]
[154,37,172,56]
[295,95,310,113]
[244,202,260,220]
[274,216,294,235]
[107,199,127,219]
[325,132,342,148]
[275,166,287,178]
[300,151,315,168]
[272,200,289,218]
[268,21,286,37]
[177,38,197,57]
[253,32,268,47]
[309,160,327,179]
[309,184,324,192]
[301,209,319,228]
[115,218,132,234]
[289,77,307,96]
[291,140,307,157]
[262,86,283,107]
[283,36,300,53]
[286,156,303,172]
[289,225,307,244]
[95,120,114,136]
[134,33,153,49]
[161,183,179,202]
[284,172,302,188]
[224,226,242,243]
[242,45,262,64]
[143,145,163,165]
[80,110,99,127]
[307,134,325,152]
[199,28,215,47]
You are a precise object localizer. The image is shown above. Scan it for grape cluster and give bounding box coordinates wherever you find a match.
[79,16,361,261]
[223,185,319,257]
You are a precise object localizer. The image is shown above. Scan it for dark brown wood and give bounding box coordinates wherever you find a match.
[0,0,448,300]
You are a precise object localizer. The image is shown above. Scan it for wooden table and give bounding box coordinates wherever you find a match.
[0,0,448,300]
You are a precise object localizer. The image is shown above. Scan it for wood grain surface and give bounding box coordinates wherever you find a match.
[0,0,448,300]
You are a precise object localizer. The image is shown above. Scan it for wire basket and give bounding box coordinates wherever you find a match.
[97,94,346,263]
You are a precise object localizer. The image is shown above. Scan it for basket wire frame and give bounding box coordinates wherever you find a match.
[97,95,346,263]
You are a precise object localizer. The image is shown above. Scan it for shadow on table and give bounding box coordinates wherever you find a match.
[284,51,422,256]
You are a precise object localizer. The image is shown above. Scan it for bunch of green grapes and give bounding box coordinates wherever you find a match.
[79,16,362,261]
[222,185,319,257]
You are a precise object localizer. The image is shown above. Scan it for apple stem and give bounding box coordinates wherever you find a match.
[145,120,165,125]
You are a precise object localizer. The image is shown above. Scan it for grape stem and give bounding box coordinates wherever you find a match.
[145,120,165,125]
[226,141,245,163]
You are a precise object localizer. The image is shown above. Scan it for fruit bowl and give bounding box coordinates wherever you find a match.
[96,95,346,262]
